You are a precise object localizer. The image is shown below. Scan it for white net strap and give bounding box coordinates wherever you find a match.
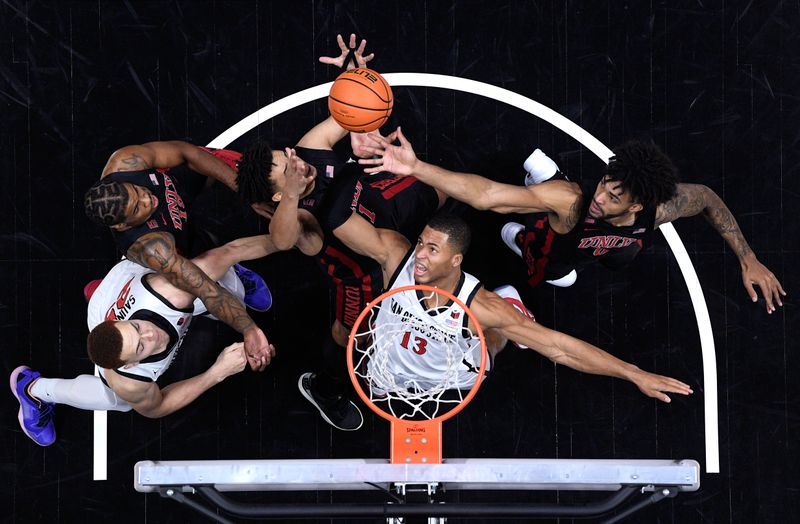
[351,289,483,420]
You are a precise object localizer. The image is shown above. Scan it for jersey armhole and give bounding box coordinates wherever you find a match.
[386,248,415,289]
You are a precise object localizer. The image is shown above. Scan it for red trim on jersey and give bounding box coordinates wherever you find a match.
[380,176,417,200]
[323,246,367,277]
[321,246,376,327]
[198,147,242,171]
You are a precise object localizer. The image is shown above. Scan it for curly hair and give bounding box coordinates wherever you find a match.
[87,320,125,369]
[605,140,679,209]
[84,179,129,226]
[427,213,471,255]
[237,141,279,204]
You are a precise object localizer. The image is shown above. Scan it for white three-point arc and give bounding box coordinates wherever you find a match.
[92,73,719,479]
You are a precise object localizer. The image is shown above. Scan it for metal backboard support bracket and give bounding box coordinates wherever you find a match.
[135,458,699,522]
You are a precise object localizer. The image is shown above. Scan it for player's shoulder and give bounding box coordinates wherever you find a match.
[102,144,155,177]
[525,179,583,218]
[104,369,151,399]
[125,231,179,264]
[527,178,581,198]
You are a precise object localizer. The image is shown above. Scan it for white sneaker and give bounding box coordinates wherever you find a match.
[500,222,524,258]
[523,149,560,186]
[493,285,535,349]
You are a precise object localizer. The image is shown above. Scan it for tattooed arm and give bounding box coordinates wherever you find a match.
[101,141,238,191]
[126,231,272,370]
[655,183,786,313]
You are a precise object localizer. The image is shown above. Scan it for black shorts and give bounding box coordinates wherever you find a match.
[317,242,383,329]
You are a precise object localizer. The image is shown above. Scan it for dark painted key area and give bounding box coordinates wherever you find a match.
[1,1,797,522]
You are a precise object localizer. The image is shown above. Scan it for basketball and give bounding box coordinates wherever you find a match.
[328,68,393,133]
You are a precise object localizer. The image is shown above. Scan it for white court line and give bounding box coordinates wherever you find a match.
[93,72,719,479]
[93,365,107,480]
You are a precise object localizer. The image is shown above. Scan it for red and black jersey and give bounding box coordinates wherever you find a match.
[106,147,241,255]
[350,172,439,241]
[520,179,655,288]
[299,147,440,328]
[293,146,341,219]
[107,169,191,254]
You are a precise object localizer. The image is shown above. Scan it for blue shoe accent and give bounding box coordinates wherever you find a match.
[234,263,273,312]
[9,366,56,446]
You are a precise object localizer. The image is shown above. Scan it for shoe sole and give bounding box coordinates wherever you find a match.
[500,223,524,258]
[244,288,272,312]
[297,374,363,431]
[235,264,273,312]
[9,366,54,446]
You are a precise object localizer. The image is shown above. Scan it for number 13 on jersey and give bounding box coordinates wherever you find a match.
[400,331,428,355]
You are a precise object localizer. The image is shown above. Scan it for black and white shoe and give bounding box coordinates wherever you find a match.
[298,373,363,431]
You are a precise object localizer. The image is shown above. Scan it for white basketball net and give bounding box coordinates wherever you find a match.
[350,288,485,420]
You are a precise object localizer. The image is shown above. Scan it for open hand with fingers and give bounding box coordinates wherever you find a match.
[631,369,693,403]
[319,33,375,70]
[243,326,276,372]
[282,148,315,200]
[741,257,786,314]
[351,129,390,159]
[358,126,418,175]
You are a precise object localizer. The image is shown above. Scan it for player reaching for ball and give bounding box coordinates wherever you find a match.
[328,67,394,133]
[236,35,448,431]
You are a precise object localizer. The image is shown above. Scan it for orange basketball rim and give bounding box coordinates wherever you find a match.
[347,284,487,465]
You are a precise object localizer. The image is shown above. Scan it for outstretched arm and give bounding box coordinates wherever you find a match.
[296,35,376,151]
[333,213,410,287]
[154,234,281,309]
[472,289,693,403]
[101,141,238,191]
[655,183,786,313]
[358,127,578,216]
[190,234,281,283]
[126,231,271,371]
[111,342,247,418]
[295,116,350,151]
[318,33,375,70]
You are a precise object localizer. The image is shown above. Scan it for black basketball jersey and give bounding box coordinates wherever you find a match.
[106,169,191,254]
[104,147,242,255]
[521,179,655,287]
[303,148,438,280]
[293,146,341,219]
[301,146,439,244]
[351,173,439,240]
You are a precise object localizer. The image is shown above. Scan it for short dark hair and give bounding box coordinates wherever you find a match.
[87,320,125,369]
[426,213,471,255]
[84,179,129,226]
[605,140,679,209]
[237,141,279,204]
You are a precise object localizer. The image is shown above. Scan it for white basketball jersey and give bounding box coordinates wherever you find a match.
[88,259,193,383]
[88,259,245,385]
[373,250,485,390]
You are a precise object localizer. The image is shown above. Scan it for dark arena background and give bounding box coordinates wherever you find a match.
[1,1,798,523]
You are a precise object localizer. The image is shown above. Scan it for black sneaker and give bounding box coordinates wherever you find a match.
[298,373,363,431]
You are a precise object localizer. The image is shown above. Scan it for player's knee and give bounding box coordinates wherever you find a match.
[214,240,241,265]
[331,321,350,347]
